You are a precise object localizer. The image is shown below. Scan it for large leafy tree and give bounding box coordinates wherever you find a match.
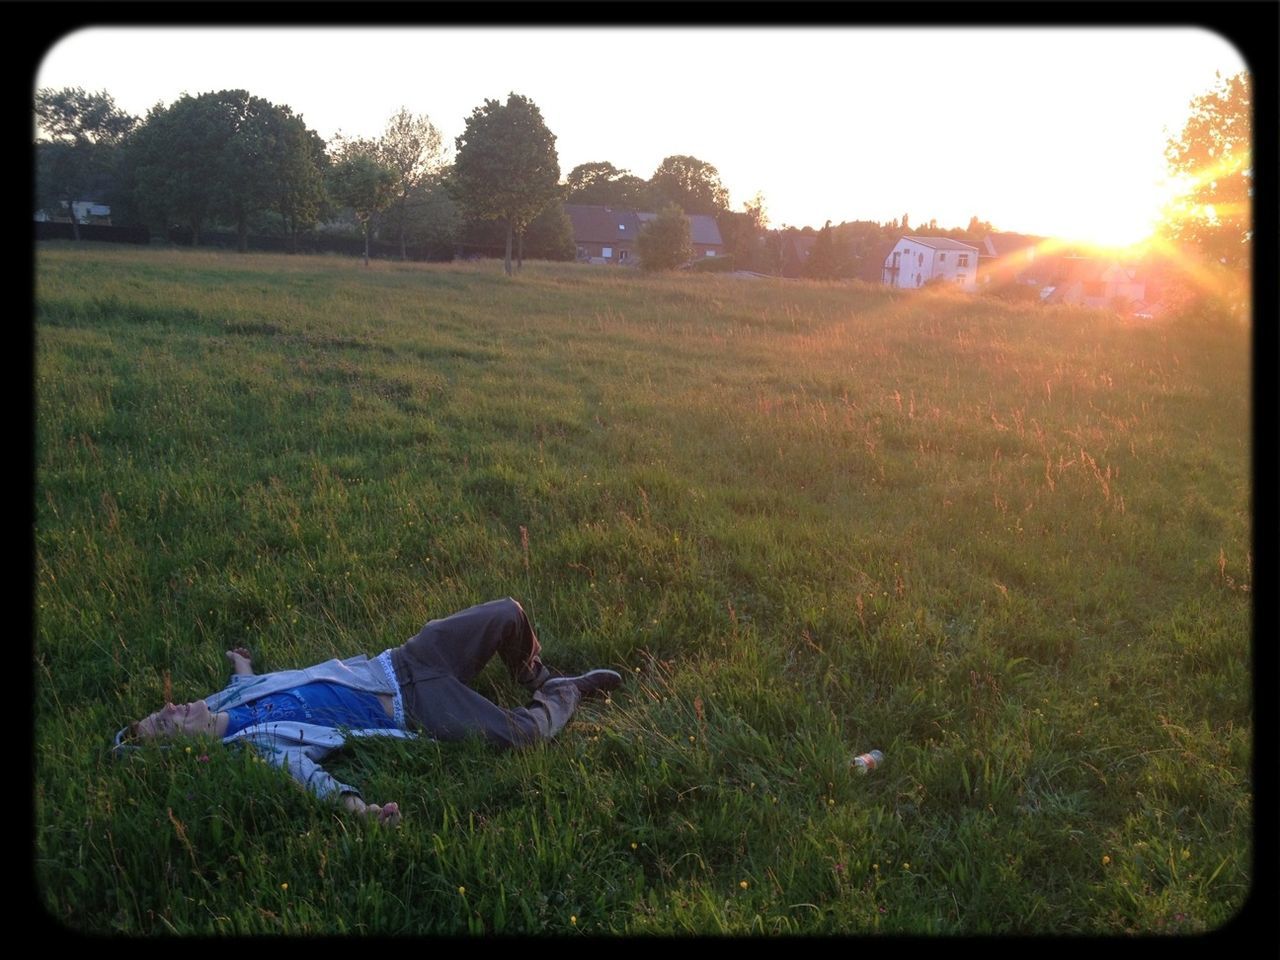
[34,87,138,239]
[272,121,329,253]
[451,92,562,276]
[126,90,326,250]
[1164,71,1252,271]
[636,204,692,272]
[647,155,729,216]
[374,107,447,261]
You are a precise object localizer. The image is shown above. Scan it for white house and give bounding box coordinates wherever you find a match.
[882,236,979,290]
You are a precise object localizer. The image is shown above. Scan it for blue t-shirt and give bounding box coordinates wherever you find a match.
[224,681,398,737]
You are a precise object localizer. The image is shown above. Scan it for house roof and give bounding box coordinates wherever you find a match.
[564,204,641,243]
[635,211,723,247]
[979,231,1047,258]
[901,235,979,252]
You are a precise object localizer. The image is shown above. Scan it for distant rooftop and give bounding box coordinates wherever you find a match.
[902,235,979,252]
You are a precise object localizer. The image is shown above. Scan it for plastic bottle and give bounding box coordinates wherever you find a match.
[852,749,884,774]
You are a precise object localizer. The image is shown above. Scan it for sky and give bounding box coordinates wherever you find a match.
[35,26,1248,247]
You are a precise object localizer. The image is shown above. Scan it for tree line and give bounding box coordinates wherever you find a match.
[35,75,1250,281]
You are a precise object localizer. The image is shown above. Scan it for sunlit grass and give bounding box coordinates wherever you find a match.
[36,243,1251,933]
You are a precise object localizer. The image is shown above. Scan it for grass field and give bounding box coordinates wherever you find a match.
[34,243,1252,934]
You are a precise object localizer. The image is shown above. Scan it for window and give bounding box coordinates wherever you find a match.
[602,246,613,259]
[619,224,626,230]
[918,253,924,266]
[705,250,715,257]
[939,252,946,261]
[958,254,969,267]
[619,249,630,262]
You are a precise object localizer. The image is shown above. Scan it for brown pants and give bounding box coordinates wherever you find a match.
[388,598,581,748]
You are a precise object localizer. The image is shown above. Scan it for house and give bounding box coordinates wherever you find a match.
[1041,257,1146,308]
[636,211,724,260]
[776,231,818,278]
[34,200,112,225]
[565,204,724,266]
[882,235,979,290]
[972,231,1048,286]
[564,204,642,265]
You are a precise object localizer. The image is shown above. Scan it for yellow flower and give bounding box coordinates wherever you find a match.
[872,863,879,871]
[570,915,577,925]
[631,842,638,850]
[828,798,835,806]
[458,886,466,895]
[1102,855,1111,866]
[184,746,192,754]
[280,883,288,891]
[739,880,749,890]
[902,862,910,870]
[689,735,696,744]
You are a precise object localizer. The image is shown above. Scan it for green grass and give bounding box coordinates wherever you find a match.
[35,242,1251,934]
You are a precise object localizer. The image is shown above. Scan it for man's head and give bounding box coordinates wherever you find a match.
[133,700,220,740]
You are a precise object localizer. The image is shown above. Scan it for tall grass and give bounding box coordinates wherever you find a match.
[35,243,1251,933]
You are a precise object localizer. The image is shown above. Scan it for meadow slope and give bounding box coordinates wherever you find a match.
[35,244,1252,934]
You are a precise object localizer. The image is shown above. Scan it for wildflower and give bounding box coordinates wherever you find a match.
[631,842,638,851]
[458,886,466,896]
[280,883,288,891]
[872,863,879,871]
[739,880,749,890]
[834,863,846,875]
[198,754,210,763]
[1181,848,1191,861]
[828,798,835,806]
[688,735,695,744]
[1102,855,1111,866]
[184,746,192,754]
[570,915,577,925]
[902,862,910,870]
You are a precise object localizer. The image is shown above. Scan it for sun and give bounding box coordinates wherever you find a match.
[1051,174,1188,255]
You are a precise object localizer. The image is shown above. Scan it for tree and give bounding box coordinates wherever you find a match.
[399,170,462,259]
[1164,71,1252,271]
[565,161,651,208]
[374,107,447,261]
[802,220,843,280]
[636,204,692,272]
[328,153,397,266]
[126,90,327,251]
[647,155,729,215]
[522,202,575,261]
[126,96,226,244]
[451,92,562,276]
[35,87,138,239]
[716,191,769,271]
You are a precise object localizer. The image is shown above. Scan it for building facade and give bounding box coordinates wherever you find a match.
[882,235,980,290]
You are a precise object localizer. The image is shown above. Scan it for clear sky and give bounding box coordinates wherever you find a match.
[35,26,1247,247]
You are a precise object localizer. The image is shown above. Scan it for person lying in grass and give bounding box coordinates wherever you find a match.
[114,597,621,827]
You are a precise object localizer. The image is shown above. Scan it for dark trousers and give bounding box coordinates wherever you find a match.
[388,598,581,748]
